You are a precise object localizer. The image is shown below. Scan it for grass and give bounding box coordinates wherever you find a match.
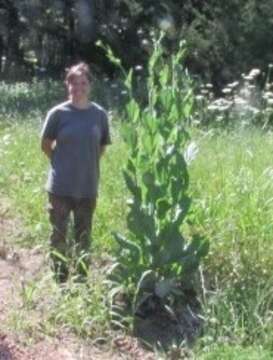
[190,127,273,269]
[189,128,273,357]
[199,344,273,360]
[0,84,273,357]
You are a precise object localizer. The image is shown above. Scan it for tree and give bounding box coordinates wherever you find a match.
[1,0,273,87]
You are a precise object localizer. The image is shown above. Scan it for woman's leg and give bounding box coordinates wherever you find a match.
[73,198,97,273]
[47,193,72,281]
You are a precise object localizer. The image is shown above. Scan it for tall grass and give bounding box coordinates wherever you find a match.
[191,128,273,268]
[190,127,273,355]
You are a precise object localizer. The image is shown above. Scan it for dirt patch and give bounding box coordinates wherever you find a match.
[0,248,156,359]
[0,198,198,359]
[0,198,23,245]
[0,333,157,359]
[0,200,28,326]
[0,333,29,360]
[0,247,45,324]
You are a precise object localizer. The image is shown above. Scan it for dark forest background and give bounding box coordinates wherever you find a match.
[1,0,273,89]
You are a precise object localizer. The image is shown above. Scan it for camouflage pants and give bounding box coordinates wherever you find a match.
[47,193,97,279]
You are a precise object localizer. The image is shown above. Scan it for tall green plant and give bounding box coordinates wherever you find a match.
[110,39,209,315]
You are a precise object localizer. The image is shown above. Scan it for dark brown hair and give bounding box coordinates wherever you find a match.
[65,62,92,84]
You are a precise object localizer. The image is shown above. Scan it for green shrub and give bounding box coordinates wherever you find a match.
[109,39,209,316]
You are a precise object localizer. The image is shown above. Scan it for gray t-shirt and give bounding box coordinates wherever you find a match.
[41,101,111,199]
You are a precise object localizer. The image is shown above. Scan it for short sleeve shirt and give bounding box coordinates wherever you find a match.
[41,101,111,199]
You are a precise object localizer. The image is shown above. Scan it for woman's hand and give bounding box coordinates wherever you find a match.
[41,138,56,159]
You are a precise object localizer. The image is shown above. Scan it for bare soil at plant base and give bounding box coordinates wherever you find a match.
[0,249,155,359]
[0,199,156,360]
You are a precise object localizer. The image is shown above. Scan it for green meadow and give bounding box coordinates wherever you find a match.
[0,72,273,358]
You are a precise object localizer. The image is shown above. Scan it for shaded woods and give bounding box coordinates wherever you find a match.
[1,0,273,88]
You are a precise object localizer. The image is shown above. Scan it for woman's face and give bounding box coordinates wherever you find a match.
[67,73,90,102]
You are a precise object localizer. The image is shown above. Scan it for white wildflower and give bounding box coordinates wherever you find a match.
[157,15,175,35]
[196,95,204,101]
[208,98,232,112]
[267,98,273,106]
[158,17,173,32]
[239,88,251,98]
[247,85,256,90]
[249,68,261,78]
[184,142,199,164]
[243,75,253,81]
[135,65,143,71]
[234,96,247,106]
[207,104,218,111]
[263,91,273,99]
[222,88,232,95]
[228,81,239,89]
[216,115,224,122]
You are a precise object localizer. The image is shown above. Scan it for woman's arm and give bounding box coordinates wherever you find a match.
[100,145,107,157]
[41,138,56,159]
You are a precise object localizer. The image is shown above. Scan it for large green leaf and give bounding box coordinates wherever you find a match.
[113,232,142,264]
[171,198,192,228]
[159,64,170,88]
[156,198,172,219]
[126,98,140,124]
[120,122,138,147]
[123,169,141,199]
[127,204,156,245]
[159,90,174,113]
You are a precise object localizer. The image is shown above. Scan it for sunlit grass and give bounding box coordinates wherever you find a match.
[198,344,273,360]
[189,127,273,353]
[190,127,273,272]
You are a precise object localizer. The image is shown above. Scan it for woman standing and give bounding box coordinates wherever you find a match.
[41,62,111,281]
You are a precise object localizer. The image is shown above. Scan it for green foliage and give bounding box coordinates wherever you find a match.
[0,78,128,121]
[110,39,209,314]
[2,0,273,89]
[0,80,64,119]
[184,0,273,86]
[198,344,273,360]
